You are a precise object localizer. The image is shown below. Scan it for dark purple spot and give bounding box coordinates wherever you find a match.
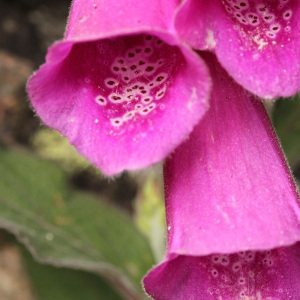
[139,60,146,65]
[146,66,154,72]
[112,96,121,101]
[113,67,119,71]
[130,65,137,70]
[145,35,152,40]
[144,48,151,53]
[156,76,165,82]
[107,80,115,85]
[141,90,147,94]
[121,67,127,72]
[135,48,142,53]
[117,59,124,64]
[128,52,135,58]
[259,6,266,12]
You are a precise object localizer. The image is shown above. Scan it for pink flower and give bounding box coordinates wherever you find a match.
[143,53,300,299]
[175,0,300,99]
[27,1,300,295]
[27,0,211,175]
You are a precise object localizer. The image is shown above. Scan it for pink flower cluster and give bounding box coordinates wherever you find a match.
[27,0,300,298]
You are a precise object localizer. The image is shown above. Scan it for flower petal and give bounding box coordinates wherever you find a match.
[27,0,211,175]
[144,52,300,300]
[144,243,300,299]
[164,52,300,256]
[175,0,300,98]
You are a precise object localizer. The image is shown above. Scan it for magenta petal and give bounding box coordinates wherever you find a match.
[166,52,300,256]
[175,0,300,98]
[144,53,300,298]
[144,244,300,299]
[27,0,211,175]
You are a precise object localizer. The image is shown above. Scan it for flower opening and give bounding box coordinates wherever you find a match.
[27,0,211,175]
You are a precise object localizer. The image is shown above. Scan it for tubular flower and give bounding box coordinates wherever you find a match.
[27,0,211,176]
[143,53,300,299]
[175,0,300,99]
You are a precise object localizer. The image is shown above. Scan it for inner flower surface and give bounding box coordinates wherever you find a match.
[70,33,184,132]
[221,0,296,49]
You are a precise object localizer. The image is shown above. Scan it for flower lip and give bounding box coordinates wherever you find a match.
[27,29,211,175]
[221,0,297,47]
[175,0,300,98]
[144,243,300,300]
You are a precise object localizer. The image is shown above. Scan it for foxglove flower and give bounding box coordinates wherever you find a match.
[175,0,300,99]
[143,53,300,299]
[27,0,211,175]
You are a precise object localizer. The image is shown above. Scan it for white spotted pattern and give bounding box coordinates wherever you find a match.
[221,0,296,49]
[94,34,181,127]
[206,249,287,298]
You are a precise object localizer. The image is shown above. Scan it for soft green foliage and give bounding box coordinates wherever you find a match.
[0,146,154,299]
[272,95,300,169]
[22,247,123,300]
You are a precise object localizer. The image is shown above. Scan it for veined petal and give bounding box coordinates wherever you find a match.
[27,0,211,175]
[144,53,300,299]
[175,0,300,99]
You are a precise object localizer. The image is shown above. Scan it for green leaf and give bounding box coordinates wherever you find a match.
[22,246,123,300]
[272,95,300,168]
[0,147,154,300]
